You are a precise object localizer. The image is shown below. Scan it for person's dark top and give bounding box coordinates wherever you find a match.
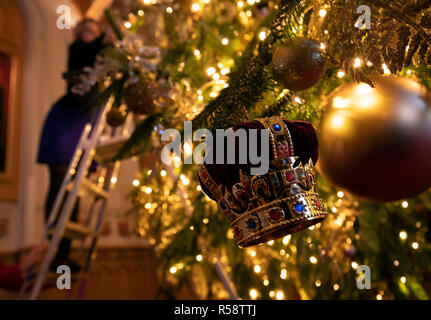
[63,34,106,106]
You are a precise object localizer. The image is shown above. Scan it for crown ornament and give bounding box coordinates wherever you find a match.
[197,116,327,247]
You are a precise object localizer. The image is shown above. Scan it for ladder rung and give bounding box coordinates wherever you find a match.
[94,135,130,163]
[67,177,109,199]
[49,222,98,240]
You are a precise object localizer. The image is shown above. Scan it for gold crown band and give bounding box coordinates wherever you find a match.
[230,192,326,247]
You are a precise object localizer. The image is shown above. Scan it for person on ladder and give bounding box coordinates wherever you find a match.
[37,18,112,273]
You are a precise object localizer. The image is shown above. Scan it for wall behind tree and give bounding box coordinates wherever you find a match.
[0,0,144,254]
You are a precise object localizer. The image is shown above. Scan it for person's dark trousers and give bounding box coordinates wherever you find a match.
[45,164,80,260]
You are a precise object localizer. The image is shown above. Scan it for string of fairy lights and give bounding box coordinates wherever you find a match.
[114,0,428,299]
[130,161,421,300]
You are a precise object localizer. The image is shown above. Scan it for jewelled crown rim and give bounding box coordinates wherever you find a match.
[197,116,327,247]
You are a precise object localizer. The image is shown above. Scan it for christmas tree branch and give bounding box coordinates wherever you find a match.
[192,0,305,130]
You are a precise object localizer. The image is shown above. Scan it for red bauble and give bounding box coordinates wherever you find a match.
[271,37,326,91]
[318,76,431,202]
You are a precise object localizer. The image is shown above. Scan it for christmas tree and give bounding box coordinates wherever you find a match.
[77,0,431,300]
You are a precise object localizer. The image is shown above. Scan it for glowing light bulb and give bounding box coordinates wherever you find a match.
[259,31,267,41]
[400,276,406,284]
[170,266,177,274]
[309,256,318,264]
[138,10,144,16]
[267,240,274,246]
[294,97,303,104]
[166,7,173,13]
[191,3,200,12]
[132,179,140,187]
[221,68,230,75]
[206,67,216,76]
[124,21,132,29]
[382,63,391,75]
[399,231,407,240]
[196,254,203,262]
[351,261,359,269]
[263,279,269,286]
[319,9,327,18]
[184,143,192,156]
[145,203,151,209]
[315,279,321,287]
[401,201,408,208]
[254,265,261,273]
[275,290,284,300]
[249,289,258,299]
[333,284,340,291]
[337,71,345,78]
[145,187,152,194]
[160,170,167,177]
[353,57,362,68]
[412,242,419,249]
[249,250,256,257]
[282,235,291,245]
[221,38,229,45]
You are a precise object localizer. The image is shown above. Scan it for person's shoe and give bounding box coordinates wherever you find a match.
[49,257,82,273]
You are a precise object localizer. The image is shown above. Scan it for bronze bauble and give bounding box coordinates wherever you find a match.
[124,77,155,115]
[271,37,326,91]
[318,76,431,202]
[106,107,127,127]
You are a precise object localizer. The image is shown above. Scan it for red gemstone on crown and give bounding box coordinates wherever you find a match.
[269,208,282,221]
[286,172,295,181]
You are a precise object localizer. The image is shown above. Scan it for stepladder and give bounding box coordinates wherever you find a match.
[17,98,133,300]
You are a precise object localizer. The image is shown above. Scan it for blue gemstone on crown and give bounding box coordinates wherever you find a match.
[294,203,304,213]
[273,124,281,131]
[247,219,257,229]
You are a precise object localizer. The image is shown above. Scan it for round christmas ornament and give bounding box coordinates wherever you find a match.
[106,107,127,127]
[124,76,155,114]
[318,76,431,202]
[271,37,326,91]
